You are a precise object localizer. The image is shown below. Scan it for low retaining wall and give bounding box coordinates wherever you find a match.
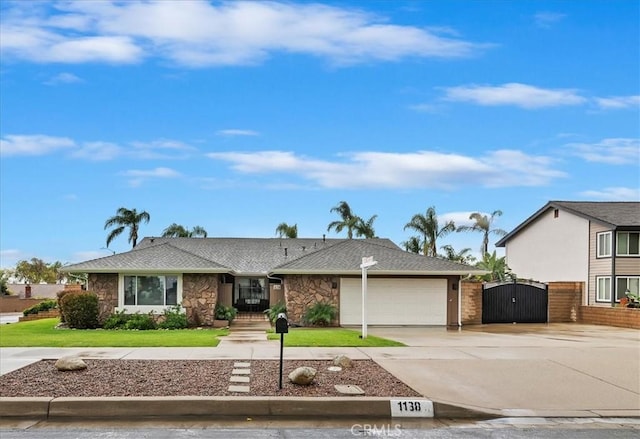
[19,309,60,322]
[0,297,49,313]
[579,306,640,330]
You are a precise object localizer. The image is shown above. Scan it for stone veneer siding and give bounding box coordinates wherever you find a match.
[461,281,483,325]
[182,273,219,326]
[284,275,339,326]
[88,273,118,323]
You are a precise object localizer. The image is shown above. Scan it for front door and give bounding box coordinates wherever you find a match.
[234,278,269,312]
[447,285,459,326]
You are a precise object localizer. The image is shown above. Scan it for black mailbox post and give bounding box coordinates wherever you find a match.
[275,313,288,389]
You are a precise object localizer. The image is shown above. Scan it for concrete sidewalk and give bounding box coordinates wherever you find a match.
[1,323,638,419]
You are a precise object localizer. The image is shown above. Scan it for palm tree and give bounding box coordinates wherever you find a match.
[402,236,422,254]
[354,215,377,239]
[162,223,208,238]
[104,207,151,248]
[457,210,507,255]
[403,206,455,256]
[327,201,358,239]
[440,245,476,265]
[275,222,298,238]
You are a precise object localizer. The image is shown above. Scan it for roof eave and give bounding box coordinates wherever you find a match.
[272,269,488,276]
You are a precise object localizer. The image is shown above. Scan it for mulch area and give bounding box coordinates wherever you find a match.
[0,359,421,398]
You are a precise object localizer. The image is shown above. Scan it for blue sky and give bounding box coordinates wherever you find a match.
[1,0,639,269]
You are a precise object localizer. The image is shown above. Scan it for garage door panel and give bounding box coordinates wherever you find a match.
[340,278,447,325]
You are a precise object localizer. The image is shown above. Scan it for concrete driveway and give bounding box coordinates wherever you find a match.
[366,324,640,417]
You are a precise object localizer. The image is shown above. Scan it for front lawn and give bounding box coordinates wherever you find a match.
[0,319,228,347]
[266,327,405,347]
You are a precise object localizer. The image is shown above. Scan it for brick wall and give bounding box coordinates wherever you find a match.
[461,281,482,325]
[548,282,582,323]
[579,306,640,329]
[18,309,60,322]
[0,296,50,313]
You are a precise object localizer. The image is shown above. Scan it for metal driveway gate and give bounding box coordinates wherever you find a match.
[482,280,548,324]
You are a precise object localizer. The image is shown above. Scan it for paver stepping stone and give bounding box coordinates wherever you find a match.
[334,384,365,395]
[232,368,251,375]
[230,376,250,383]
[234,362,251,368]
[228,385,250,393]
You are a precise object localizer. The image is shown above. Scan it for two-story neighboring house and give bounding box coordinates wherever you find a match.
[496,201,640,307]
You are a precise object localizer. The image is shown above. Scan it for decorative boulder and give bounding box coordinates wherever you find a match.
[333,355,353,368]
[55,356,87,371]
[288,366,317,385]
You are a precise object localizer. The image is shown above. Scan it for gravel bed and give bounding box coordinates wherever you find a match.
[0,359,421,398]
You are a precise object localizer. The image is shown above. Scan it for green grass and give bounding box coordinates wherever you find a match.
[0,318,228,347]
[266,327,405,347]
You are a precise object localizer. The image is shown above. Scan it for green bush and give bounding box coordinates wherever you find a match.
[303,302,337,327]
[158,305,188,330]
[60,291,99,329]
[214,304,237,322]
[102,309,132,329]
[264,301,287,324]
[124,312,157,330]
[22,299,57,316]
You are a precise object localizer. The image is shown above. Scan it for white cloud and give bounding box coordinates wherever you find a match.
[0,1,487,67]
[443,83,587,108]
[533,12,566,28]
[121,167,181,187]
[580,187,640,201]
[70,141,123,161]
[44,72,83,85]
[594,95,640,110]
[0,249,24,269]
[207,149,566,189]
[439,212,478,228]
[0,134,75,156]
[72,250,112,262]
[216,129,260,137]
[566,138,640,165]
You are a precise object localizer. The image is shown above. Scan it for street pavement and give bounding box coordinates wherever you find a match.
[0,322,638,419]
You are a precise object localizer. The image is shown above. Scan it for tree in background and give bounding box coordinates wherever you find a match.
[275,222,298,238]
[440,245,476,265]
[475,251,513,282]
[1,270,9,294]
[162,223,208,238]
[457,210,507,255]
[354,215,377,239]
[402,236,422,254]
[13,258,63,284]
[403,206,455,257]
[327,201,377,239]
[104,207,151,248]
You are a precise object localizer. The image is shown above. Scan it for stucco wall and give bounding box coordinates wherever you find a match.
[182,273,219,326]
[505,208,589,283]
[284,275,339,326]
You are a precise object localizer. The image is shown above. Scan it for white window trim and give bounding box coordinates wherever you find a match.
[596,231,612,258]
[616,232,640,257]
[595,276,611,302]
[616,276,640,302]
[116,273,183,314]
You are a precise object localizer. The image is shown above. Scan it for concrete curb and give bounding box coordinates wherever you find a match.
[0,396,494,420]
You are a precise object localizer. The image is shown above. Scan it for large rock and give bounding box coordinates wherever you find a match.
[333,355,353,368]
[288,366,317,385]
[55,356,87,371]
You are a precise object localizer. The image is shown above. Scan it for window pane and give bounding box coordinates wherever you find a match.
[599,233,611,256]
[597,277,610,301]
[137,276,165,305]
[617,233,628,255]
[630,278,640,294]
[166,276,178,305]
[629,233,639,255]
[124,276,136,305]
[616,279,629,301]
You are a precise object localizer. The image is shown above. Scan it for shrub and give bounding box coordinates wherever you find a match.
[158,305,188,330]
[22,299,57,316]
[214,304,238,322]
[60,291,99,329]
[304,302,337,326]
[124,312,157,330]
[264,301,287,324]
[56,289,77,323]
[102,309,132,329]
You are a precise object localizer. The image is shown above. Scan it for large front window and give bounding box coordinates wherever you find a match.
[124,275,178,306]
[617,232,640,256]
[616,277,639,301]
[596,276,611,302]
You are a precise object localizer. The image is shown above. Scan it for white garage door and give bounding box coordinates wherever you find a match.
[340,278,447,326]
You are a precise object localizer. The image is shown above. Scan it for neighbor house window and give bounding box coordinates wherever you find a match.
[124,275,178,306]
[616,232,640,256]
[596,276,611,302]
[616,277,639,301]
[596,232,612,258]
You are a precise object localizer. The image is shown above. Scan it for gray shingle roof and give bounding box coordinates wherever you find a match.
[62,237,481,275]
[496,201,640,247]
[273,239,484,275]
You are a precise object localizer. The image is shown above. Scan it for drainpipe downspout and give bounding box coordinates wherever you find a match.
[458,278,462,328]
